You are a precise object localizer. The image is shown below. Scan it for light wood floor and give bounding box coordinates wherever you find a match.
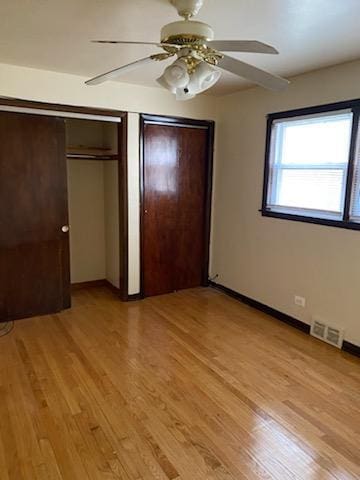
[0,286,359,480]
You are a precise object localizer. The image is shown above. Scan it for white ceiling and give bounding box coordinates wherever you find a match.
[1,0,360,96]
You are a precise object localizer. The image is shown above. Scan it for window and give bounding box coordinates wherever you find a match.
[262,100,360,230]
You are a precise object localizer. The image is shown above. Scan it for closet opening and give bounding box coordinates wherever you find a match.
[65,118,122,298]
[0,97,128,322]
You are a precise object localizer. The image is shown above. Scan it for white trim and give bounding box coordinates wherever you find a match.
[0,105,122,123]
[267,205,343,221]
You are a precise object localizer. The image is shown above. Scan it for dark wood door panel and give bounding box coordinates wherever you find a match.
[0,112,70,321]
[175,127,207,290]
[143,125,178,296]
[0,242,63,319]
[142,120,211,297]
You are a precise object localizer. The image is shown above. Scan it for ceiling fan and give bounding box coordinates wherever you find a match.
[86,0,289,100]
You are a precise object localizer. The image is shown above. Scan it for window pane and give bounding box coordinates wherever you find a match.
[275,168,345,213]
[278,114,353,166]
[267,110,353,220]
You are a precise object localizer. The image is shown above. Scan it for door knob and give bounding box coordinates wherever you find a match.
[61,225,69,233]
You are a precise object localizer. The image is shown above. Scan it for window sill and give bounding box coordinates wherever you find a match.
[260,209,360,231]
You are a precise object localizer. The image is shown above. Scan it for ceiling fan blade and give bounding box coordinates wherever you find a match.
[208,40,278,54]
[86,57,155,86]
[92,40,178,48]
[218,55,289,91]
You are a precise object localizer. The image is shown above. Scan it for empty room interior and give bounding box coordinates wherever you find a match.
[0,1,359,479]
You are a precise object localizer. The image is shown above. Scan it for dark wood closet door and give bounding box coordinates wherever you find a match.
[142,121,211,297]
[0,112,70,321]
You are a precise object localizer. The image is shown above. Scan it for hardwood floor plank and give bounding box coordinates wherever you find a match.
[0,286,358,479]
[36,438,64,480]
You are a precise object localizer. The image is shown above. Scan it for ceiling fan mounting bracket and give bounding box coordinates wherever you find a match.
[170,0,205,20]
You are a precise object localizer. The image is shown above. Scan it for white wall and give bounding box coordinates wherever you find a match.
[0,62,217,295]
[67,159,106,283]
[68,158,120,287]
[104,160,120,288]
[0,63,216,119]
[211,59,360,347]
[1,59,359,345]
[127,113,141,295]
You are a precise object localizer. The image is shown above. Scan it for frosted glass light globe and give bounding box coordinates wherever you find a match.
[164,61,189,88]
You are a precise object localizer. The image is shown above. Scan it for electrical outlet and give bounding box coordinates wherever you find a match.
[294,295,306,307]
[209,273,219,282]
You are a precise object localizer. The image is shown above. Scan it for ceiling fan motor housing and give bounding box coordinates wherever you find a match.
[161,20,214,44]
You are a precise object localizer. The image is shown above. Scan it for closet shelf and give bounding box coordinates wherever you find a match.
[66,146,118,160]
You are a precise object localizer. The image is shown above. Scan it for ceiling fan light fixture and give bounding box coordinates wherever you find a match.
[175,87,195,101]
[156,58,190,92]
[157,74,176,93]
[191,61,221,92]
[164,59,190,88]
[87,0,289,94]
[174,61,221,100]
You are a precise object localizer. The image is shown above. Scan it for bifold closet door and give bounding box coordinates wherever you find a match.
[0,112,70,321]
[142,120,210,297]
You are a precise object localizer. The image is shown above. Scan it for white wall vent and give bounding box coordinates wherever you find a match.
[311,317,344,349]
